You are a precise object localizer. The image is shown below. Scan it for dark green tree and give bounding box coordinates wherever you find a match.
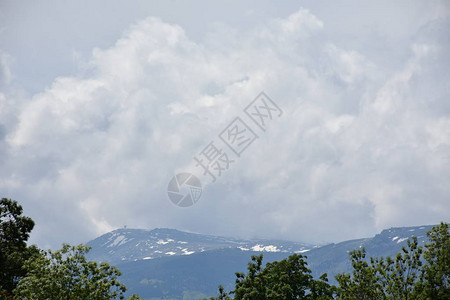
[208,223,449,300]
[336,239,424,299]
[310,273,337,300]
[415,222,449,299]
[377,237,423,299]
[14,243,138,299]
[233,254,268,299]
[335,248,383,299]
[208,285,232,300]
[209,254,334,300]
[0,198,39,296]
[337,223,449,300]
[261,254,316,299]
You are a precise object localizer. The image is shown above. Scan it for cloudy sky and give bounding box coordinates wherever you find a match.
[1,0,449,249]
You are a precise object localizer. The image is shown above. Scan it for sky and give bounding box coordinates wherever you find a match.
[0,0,449,249]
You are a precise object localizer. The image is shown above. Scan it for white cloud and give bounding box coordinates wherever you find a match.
[0,2,449,248]
[0,51,12,86]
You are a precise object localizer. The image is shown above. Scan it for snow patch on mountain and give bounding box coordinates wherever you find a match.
[251,244,280,252]
[397,237,408,243]
[296,249,310,253]
[87,228,318,264]
[182,249,195,255]
[108,235,132,247]
[157,239,174,245]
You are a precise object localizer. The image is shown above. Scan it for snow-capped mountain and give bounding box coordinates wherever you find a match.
[86,228,314,265]
[84,224,439,299]
[305,224,435,280]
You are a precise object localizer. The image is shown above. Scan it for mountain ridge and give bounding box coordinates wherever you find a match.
[85,224,438,299]
[86,227,314,265]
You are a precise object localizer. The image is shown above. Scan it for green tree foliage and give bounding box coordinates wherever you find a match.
[209,254,334,300]
[1,197,143,299]
[378,237,423,299]
[0,198,39,296]
[13,243,133,299]
[415,222,449,299]
[335,238,423,300]
[126,294,143,299]
[336,222,449,300]
[210,285,232,300]
[233,254,267,299]
[210,223,448,300]
[335,248,381,299]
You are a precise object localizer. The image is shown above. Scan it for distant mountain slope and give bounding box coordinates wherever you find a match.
[86,228,313,265]
[116,248,291,300]
[86,224,436,300]
[307,224,432,280]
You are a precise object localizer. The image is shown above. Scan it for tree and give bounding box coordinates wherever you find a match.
[310,273,337,300]
[208,285,232,300]
[335,248,383,300]
[337,240,424,299]
[415,222,449,299]
[378,237,423,299]
[337,223,449,300]
[207,223,448,300]
[233,254,268,299]
[14,243,137,300]
[261,254,317,299]
[209,254,335,300]
[0,198,39,296]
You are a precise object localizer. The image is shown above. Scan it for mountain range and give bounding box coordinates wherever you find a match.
[86,228,313,266]
[86,224,435,300]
